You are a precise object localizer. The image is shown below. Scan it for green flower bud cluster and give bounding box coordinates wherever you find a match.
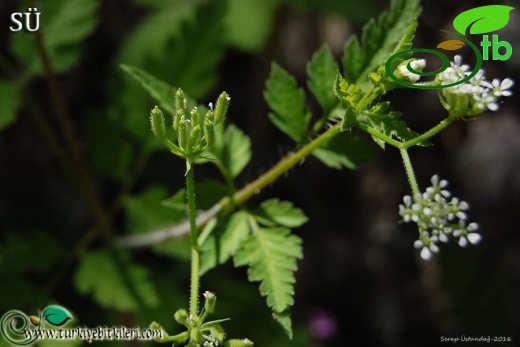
[150,88,230,160]
[152,291,252,346]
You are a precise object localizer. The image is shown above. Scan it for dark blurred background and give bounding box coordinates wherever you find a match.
[0,0,519,346]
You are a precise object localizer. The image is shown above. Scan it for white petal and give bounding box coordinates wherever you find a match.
[458,236,468,248]
[430,244,440,253]
[501,78,514,89]
[403,195,412,206]
[467,233,482,245]
[467,223,479,232]
[439,234,449,243]
[414,240,424,249]
[487,103,499,111]
[420,247,433,260]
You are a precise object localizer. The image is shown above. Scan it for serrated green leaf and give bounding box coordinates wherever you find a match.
[307,45,339,115]
[234,225,302,336]
[254,199,308,228]
[199,125,252,179]
[272,310,293,339]
[313,133,379,170]
[74,250,159,310]
[120,65,176,115]
[121,0,226,99]
[364,102,428,149]
[225,0,278,52]
[384,19,418,72]
[42,306,72,326]
[264,63,311,142]
[201,211,250,275]
[12,0,99,74]
[342,0,420,89]
[0,80,21,131]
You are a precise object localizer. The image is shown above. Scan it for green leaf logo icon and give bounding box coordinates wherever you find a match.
[453,5,514,35]
[42,306,72,326]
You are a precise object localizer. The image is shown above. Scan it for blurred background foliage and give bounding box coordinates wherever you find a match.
[0,0,519,346]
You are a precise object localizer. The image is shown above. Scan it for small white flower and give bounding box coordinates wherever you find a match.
[467,223,479,232]
[414,240,424,249]
[458,236,468,248]
[421,247,433,261]
[467,233,482,245]
[483,78,514,97]
[450,55,470,77]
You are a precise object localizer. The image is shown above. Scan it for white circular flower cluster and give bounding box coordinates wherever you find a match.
[399,175,482,261]
[437,55,514,115]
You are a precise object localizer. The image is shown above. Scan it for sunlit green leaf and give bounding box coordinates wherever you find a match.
[234,225,302,337]
[264,63,311,142]
[307,45,339,116]
[254,199,308,228]
[201,211,251,275]
[342,0,420,89]
[199,125,252,179]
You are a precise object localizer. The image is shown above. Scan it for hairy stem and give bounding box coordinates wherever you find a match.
[401,114,457,149]
[400,148,420,196]
[186,160,201,318]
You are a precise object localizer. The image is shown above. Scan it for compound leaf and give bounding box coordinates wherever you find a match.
[342,0,420,89]
[264,63,311,143]
[234,225,303,337]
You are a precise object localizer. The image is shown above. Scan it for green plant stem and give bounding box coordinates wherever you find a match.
[186,159,201,318]
[359,112,458,150]
[401,113,457,149]
[400,148,420,196]
[117,123,343,248]
[229,123,342,208]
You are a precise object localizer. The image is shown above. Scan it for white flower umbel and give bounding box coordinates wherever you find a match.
[436,55,514,116]
[399,175,482,261]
